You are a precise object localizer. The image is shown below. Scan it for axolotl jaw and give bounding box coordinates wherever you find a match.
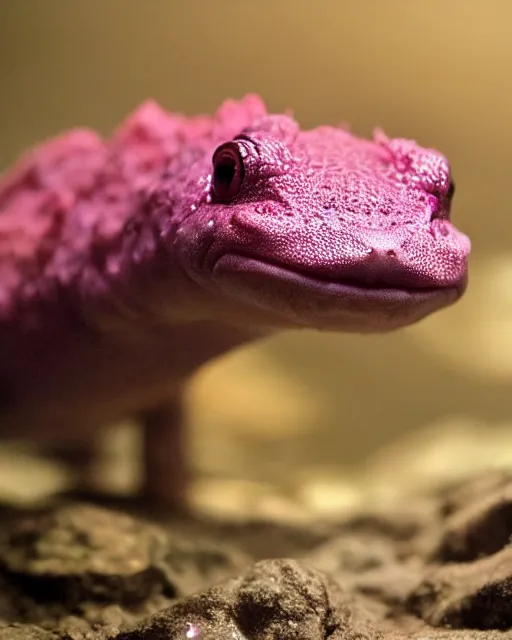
[175,115,470,332]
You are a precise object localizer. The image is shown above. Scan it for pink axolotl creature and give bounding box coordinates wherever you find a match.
[0,95,470,507]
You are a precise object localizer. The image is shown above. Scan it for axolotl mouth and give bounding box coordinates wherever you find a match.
[211,251,467,332]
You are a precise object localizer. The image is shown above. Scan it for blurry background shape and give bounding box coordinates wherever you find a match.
[411,253,512,380]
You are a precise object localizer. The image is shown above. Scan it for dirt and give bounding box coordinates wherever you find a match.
[0,471,509,639]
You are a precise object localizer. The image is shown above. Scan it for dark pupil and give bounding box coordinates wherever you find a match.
[214,158,235,188]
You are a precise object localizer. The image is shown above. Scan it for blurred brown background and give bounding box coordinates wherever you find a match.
[0,1,511,516]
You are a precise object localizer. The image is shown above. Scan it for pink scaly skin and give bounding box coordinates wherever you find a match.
[0,95,470,508]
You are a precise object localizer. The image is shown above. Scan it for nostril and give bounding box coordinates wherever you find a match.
[431,205,449,222]
[387,250,396,257]
[429,180,455,222]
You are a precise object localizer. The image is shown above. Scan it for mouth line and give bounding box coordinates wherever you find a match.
[213,253,459,299]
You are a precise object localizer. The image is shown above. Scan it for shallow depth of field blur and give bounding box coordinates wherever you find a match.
[0,1,511,519]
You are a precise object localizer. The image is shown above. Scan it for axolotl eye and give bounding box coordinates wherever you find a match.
[211,142,245,203]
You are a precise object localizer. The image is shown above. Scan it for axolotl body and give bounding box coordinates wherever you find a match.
[0,95,470,506]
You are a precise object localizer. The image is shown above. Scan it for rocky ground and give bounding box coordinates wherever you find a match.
[0,470,509,639]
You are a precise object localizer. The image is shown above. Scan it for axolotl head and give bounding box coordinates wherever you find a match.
[171,108,470,332]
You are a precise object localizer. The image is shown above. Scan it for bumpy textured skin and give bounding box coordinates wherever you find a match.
[0,95,470,503]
